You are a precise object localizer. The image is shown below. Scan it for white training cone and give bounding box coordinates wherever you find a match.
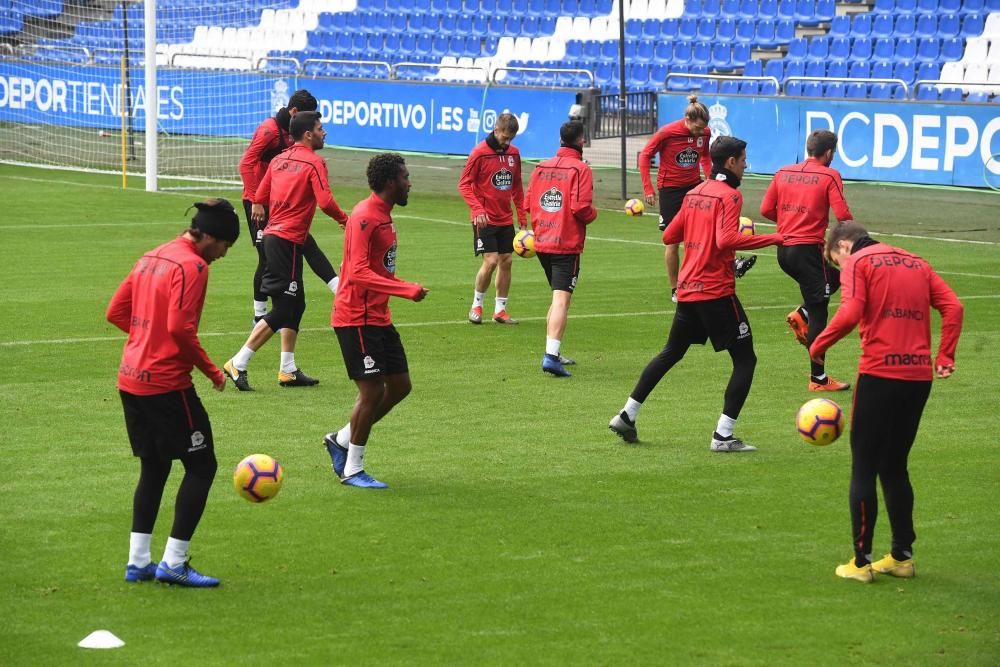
[78,630,124,649]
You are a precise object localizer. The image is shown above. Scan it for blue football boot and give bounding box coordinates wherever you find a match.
[124,563,157,583]
[542,353,571,377]
[155,560,220,587]
[341,471,388,489]
[324,433,347,479]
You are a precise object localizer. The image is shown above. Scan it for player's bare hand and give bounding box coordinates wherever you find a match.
[473,214,489,230]
[413,287,429,302]
[935,364,955,379]
[645,193,656,205]
[213,377,226,392]
[251,204,266,225]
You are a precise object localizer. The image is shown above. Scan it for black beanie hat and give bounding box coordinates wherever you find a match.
[190,199,240,243]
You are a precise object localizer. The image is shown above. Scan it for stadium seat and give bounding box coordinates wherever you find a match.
[961,0,984,13]
[872,37,895,62]
[830,15,851,38]
[966,90,989,101]
[916,61,941,82]
[825,82,847,97]
[852,14,873,38]
[662,18,679,38]
[940,86,963,100]
[755,19,778,47]
[761,79,779,94]
[894,15,916,38]
[764,58,783,80]
[785,59,806,79]
[938,14,961,39]
[807,36,829,61]
[679,17,697,40]
[896,37,918,60]
[941,37,964,61]
[636,39,655,62]
[806,60,826,77]
[872,14,894,38]
[744,57,763,76]
[786,37,807,60]
[916,0,939,12]
[916,85,938,99]
[803,81,824,96]
[894,60,917,84]
[718,18,736,41]
[872,61,894,79]
[828,60,849,78]
[915,15,937,39]
[777,0,796,20]
[698,18,716,41]
[916,37,941,62]
[873,0,895,13]
[962,36,988,63]
[666,64,690,90]
[703,0,723,18]
[692,41,712,65]
[774,18,796,44]
[739,79,760,94]
[940,0,961,9]
[850,61,871,78]
[673,40,693,64]
[962,14,985,38]
[653,41,671,62]
[720,79,740,94]
[701,78,720,93]
[816,0,835,22]
[850,37,873,61]
[786,80,804,95]
[846,82,868,97]
[684,0,705,18]
[759,0,778,18]
[896,0,918,12]
[731,42,750,67]
[870,83,892,97]
[739,0,758,18]
[722,0,742,18]
[735,18,755,43]
[643,19,662,40]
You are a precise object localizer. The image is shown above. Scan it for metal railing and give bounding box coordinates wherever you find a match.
[912,78,997,97]
[392,61,488,82]
[491,65,595,86]
[303,58,391,78]
[665,72,782,93]
[254,55,302,73]
[17,43,92,65]
[784,75,910,98]
[592,91,657,139]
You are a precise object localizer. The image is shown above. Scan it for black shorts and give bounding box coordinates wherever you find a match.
[537,252,581,293]
[120,388,214,462]
[658,183,699,230]
[473,224,515,256]
[335,324,409,380]
[261,235,305,299]
[242,199,267,248]
[671,295,752,352]
[777,244,841,304]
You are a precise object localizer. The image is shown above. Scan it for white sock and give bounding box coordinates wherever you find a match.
[472,290,485,308]
[162,537,190,569]
[253,300,267,317]
[344,443,366,477]
[716,414,737,438]
[336,423,352,448]
[801,306,809,319]
[328,276,340,294]
[232,345,255,370]
[545,336,561,357]
[495,297,508,314]
[129,532,152,567]
[623,398,642,422]
[813,373,827,382]
[280,351,297,374]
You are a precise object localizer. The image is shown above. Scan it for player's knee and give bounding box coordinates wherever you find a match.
[182,452,217,482]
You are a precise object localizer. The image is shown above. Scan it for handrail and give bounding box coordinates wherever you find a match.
[254,55,301,72]
[491,65,595,86]
[665,72,781,92]
[912,78,989,95]
[168,52,254,68]
[303,58,391,77]
[783,75,910,98]
[18,43,92,64]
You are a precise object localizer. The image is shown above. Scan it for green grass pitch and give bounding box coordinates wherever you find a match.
[1,158,998,665]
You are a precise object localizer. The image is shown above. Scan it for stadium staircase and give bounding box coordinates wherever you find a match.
[2,0,999,101]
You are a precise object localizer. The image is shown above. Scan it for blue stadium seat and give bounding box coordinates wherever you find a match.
[712,43,733,69]
[786,80,804,96]
[522,16,540,37]
[755,19,778,47]
[735,18,755,43]
[759,0,778,18]
[872,37,895,62]
[915,14,937,38]
[701,78,720,93]
[940,0,961,9]
[850,37,873,61]
[739,79,760,94]
[440,13,457,33]
[966,90,989,102]
[828,60,849,78]
[829,15,850,38]
[679,17,697,40]
[916,85,938,100]
[830,36,850,60]
[941,37,963,60]
[806,60,825,77]
[650,63,669,85]
[732,43,750,66]
[599,40,617,63]
[852,13,872,37]
[846,82,868,97]
[662,18,678,38]
[718,18,736,41]
[872,14,894,38]
[917,0,939,11]
[697,18,716,40]
[850,60,870,78]
[777,0,796,20]
[825,82,847,97]
[684,0,705,18]
[703,0,722,17]
[761,79,779,94]
[543,0,562,16]
[764,58,783,80]
[807,35,829,61]
[739,0,758,18]
[896,0,918,12]
[745,58,763,75]
[654,41,672,62]
[870,83,893,98]
[666,64,690,90]
[692,41,712,65]
[873,0,894,12]
[496,0,513,12]
[795,0,818,25]
[937,13,960,38]
[720,79,740,94]
[674,40,693,63]
[915,37,940,62]
[486,16,504,38]
[721,0,741,18]
[626,19,642,39]
[894,60,916,84]
[643,19,662,39]
[637,39,655,62]
[817,0,835,20]
[895,37,917,60]
[774,18,795,44]
[803,81,824,96]
[872,60,893,79]
[470,15,487,36]
[785,59,806,79]
[940,86,963,101]
[893,15,916,38]
[916,61,940,82]
[962,14,985,37]
[786,37,807,60]
[988,0,1000,10]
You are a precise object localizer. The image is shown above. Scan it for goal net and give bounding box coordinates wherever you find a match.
[0,0,320,188]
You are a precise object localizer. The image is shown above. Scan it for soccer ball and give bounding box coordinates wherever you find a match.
[624,198,644,216]
[796,398,845,446]
[738,216,756,235]
[233,454,284,502]
[513,229,535,258]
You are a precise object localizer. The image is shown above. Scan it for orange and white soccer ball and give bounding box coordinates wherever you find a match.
[796,398,845,446]
[513,229,535,258]
[233,454,284,502]
[738,216,756,236]
[624,198,645,216]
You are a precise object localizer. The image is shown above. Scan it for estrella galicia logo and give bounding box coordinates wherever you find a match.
[540,188,563,213]
[676,147,699,168]
[492,168,513,191]
[383,243,397,273]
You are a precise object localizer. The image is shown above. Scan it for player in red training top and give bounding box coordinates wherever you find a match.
[810,222,963,583]
[761,129,854,392]
[323,154,428,489]
[106,199,239,588]
[609,137,784,452]
[224,111,349,392]
[458,112,527,325]
[526,121,597,377]
[238,89,341,322]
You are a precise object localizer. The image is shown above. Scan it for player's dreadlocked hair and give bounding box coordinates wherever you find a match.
[367,153,406,192]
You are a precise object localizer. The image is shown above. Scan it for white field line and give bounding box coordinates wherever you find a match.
[1,172,996,247]
[3,296,998,348]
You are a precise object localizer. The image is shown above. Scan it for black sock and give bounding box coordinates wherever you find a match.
[713,431,732,441]
[811,375,828,384]
[891,549,911,561]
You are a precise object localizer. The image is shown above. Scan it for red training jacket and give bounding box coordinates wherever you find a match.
[106,236,223,395]
[810,243,963,381]
[526,146,597,254]
[239,116,288,202]
[254,143,348,245]
[638,119,712,196]
[759,158,853,246]
[662,176,783,301]
[332,193,424,327]
[457,139,527,227]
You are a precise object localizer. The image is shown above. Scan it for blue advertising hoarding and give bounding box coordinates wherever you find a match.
[0,62,578,159]
[658,93,1000,187]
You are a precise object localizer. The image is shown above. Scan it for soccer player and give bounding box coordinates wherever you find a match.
[760,129,854,391]
[608,137,784,451]
[458,112,528,325]
[323,154,428,489]
[810,222,963,583]
[526,121,597,377]
[107,199,239,588]
[239,89,341,323]
[224,111,349,391]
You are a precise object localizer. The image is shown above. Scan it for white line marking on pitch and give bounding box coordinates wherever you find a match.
[3,297,997,348]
